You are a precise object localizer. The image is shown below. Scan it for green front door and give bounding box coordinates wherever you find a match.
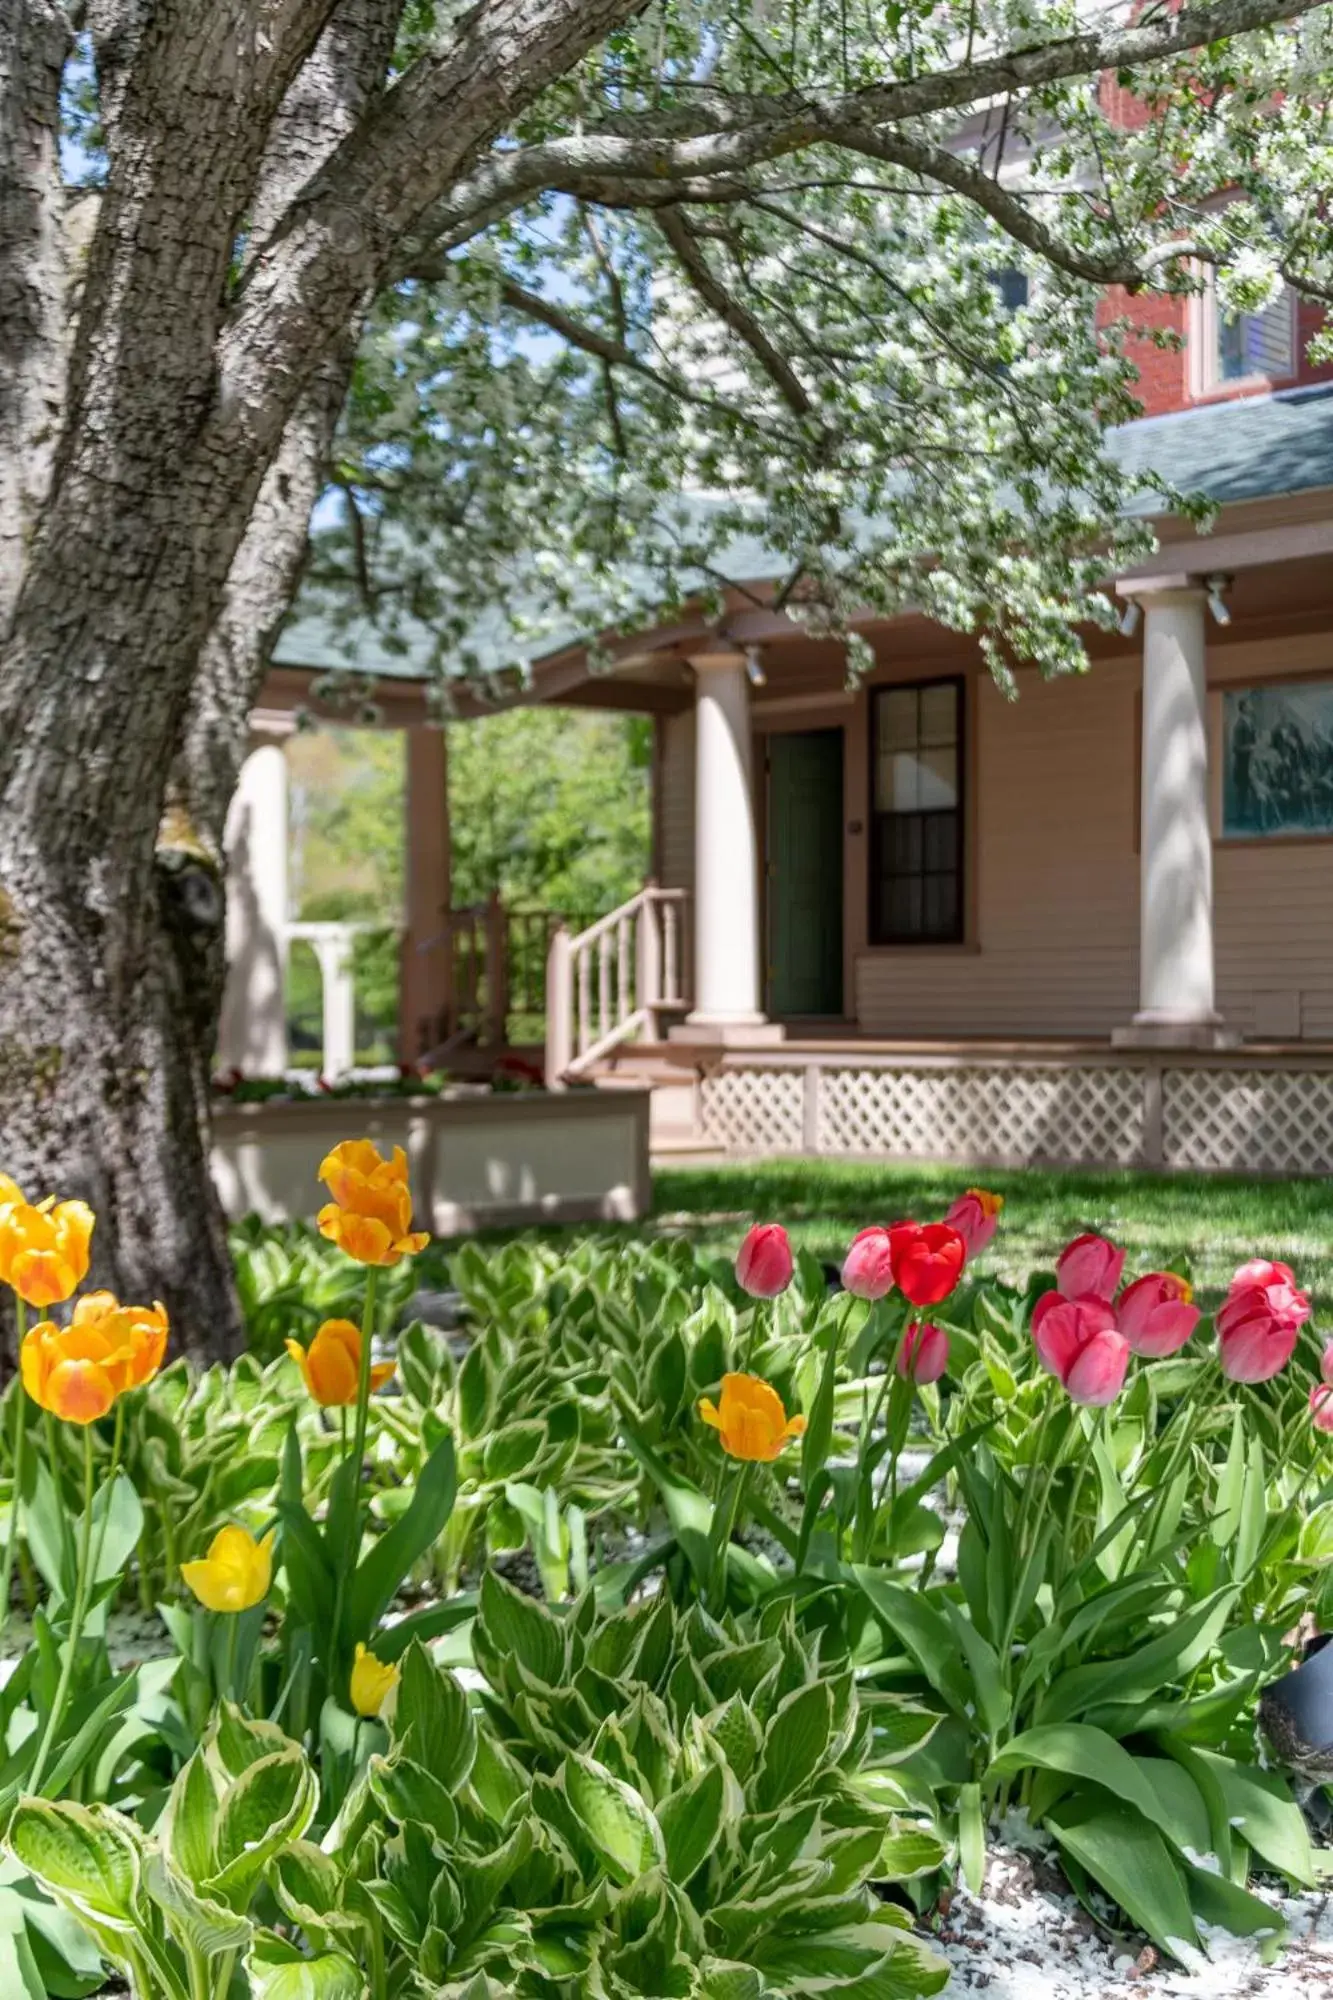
[766,729,844,1017]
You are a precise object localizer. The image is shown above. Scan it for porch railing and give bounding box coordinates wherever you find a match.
[546,884,691,1085]
[419,894,597,1054]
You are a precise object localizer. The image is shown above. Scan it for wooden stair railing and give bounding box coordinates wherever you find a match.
[545,884,690,1086]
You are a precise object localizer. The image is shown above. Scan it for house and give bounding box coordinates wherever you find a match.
[227,336,1333,1178]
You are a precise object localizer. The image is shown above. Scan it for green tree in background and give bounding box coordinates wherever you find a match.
[285,709,651,1055]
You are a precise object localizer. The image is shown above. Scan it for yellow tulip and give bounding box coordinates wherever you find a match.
[285,1319,394,1407]
[698,1372,806,1463]
[316,1140,429,1268]
[0,1188,94,1308]
[181,1525,274,1614]
[21,1294,168,1425]
[350,1642,399,1718]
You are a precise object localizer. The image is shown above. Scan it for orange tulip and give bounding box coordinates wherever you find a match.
[316,1140,429,1268]
[285,1318,394,1407]
[698,1372,806,1463]
[20,1293,168,1425]
[0,1187,94,1308]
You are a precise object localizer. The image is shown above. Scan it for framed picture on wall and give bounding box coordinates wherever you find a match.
[1221,681,1333,838]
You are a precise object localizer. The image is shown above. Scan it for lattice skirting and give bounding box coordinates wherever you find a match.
[697,1059,1333,1174]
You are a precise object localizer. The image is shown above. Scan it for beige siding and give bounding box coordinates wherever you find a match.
[657,708,695,896]
[855,662,1142,1036]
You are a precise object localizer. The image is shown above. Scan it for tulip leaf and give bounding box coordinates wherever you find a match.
[958,1781,986,1894]
[1210,1409,1247,1547]
[1038,1587,1239,1726]
[345,1431,456,1647]
[988,1725,1205,1854]
[852,1567,972,1719]
[1045,1796,1198,1960]
[1187,1750,1315,1887]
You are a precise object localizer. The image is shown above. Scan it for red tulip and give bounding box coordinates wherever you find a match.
[735,1224,794,1300]
[1056,1233,1125,1302]
[1216,1259,1311,1384]
[1310,1383,1333,1435]
[1116,1272,1200,1358]
[841,1226,896,1301]
[896,1320,948,1384]
[944,1188,1003,1257]
[1032,1291,1129,1406]
[888,1221,966,1308]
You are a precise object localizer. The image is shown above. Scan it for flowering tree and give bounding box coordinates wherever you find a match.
[2,0,1331,1346]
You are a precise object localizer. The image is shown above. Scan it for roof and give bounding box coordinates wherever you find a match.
[272,382,1333,687]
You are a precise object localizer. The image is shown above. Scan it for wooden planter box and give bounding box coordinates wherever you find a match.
[211,1088,651,1232]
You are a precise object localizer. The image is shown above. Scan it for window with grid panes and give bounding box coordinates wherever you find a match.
[870,679,964,943]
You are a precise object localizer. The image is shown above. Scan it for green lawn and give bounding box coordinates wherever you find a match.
[648,1160,1332,1307]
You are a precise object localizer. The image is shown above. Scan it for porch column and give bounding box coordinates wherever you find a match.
[1115,583,1232,1048]
[311,929,357,1080]
[674,649,780,1042]
[217,716,290,1076]
[400,723,452,1061]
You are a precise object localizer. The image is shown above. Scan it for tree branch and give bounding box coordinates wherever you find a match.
[656,204,813,416]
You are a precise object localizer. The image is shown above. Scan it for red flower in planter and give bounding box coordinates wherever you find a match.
[841,1226,896,1301]
[1116,1272,1200,1358]
[735,1224,794,1299]
[888,1222,966,1308]
[1056,1233,1125,1302]
[1217,1259,1310,1383]
[896,1320,949,1384]
[1033,1292,1129,1406]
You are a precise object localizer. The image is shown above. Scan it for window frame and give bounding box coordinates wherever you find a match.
[1191,271,1296,398]
[867,674,967,948]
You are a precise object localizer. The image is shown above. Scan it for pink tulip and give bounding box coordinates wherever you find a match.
[841,1226,896,1301]
[896,1320,949,1385]
[1216,1259,1311,1384]
[1032,1291,1129,1406]
[1116,1272,1200,1359]
[1311,1383,1333,1435]
[1056,1233,1126,1302]
[945,1188,1003,1257]
[735,1224,794,1300]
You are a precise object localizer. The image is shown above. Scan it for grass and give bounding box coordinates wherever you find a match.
[472,1159,1333,1311]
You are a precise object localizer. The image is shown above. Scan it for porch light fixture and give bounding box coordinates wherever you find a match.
[1205,574,1233,626]
[745,645,767,687]
[1118,600,1142,638]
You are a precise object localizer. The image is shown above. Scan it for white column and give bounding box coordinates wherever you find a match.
[313,930,357,1079]
[1115,585,1232,1048]
[217,724,290,1076]
[673,650,780,1043]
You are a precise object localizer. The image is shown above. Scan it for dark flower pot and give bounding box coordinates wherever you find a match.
[1259,1634,1333,1789]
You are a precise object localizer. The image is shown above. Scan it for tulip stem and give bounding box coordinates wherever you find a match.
[0,1298,27,1641]
[90,1397,126,1585]
[348,1267,379,1496]
[224,1611,241,1707]
[29,1424,95,1795]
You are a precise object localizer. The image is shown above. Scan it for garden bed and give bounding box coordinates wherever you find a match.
[211,1083,651,1231]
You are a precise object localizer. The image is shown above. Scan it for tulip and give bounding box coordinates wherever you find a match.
[735,1224,794,1300]
[841,1226,895,1301]
[317,1139,430,1268]
[21,1294,168,1424]
[350,1642,400,1718]
[896,1321,948,1385]
[698,1372,806,1462]
[0,1190,95,1308]
[1055,1233,1125,1303]
[1115,1272,1200,1359]
[1032,1291,1129,1406]
[1216,1259,1311,1384]
[944,1188,1003,1258]
[286,1319,394,1407]
[181,1525,275,1614]
[888,1222,966,1307]
[1310,1384,1333,1435]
